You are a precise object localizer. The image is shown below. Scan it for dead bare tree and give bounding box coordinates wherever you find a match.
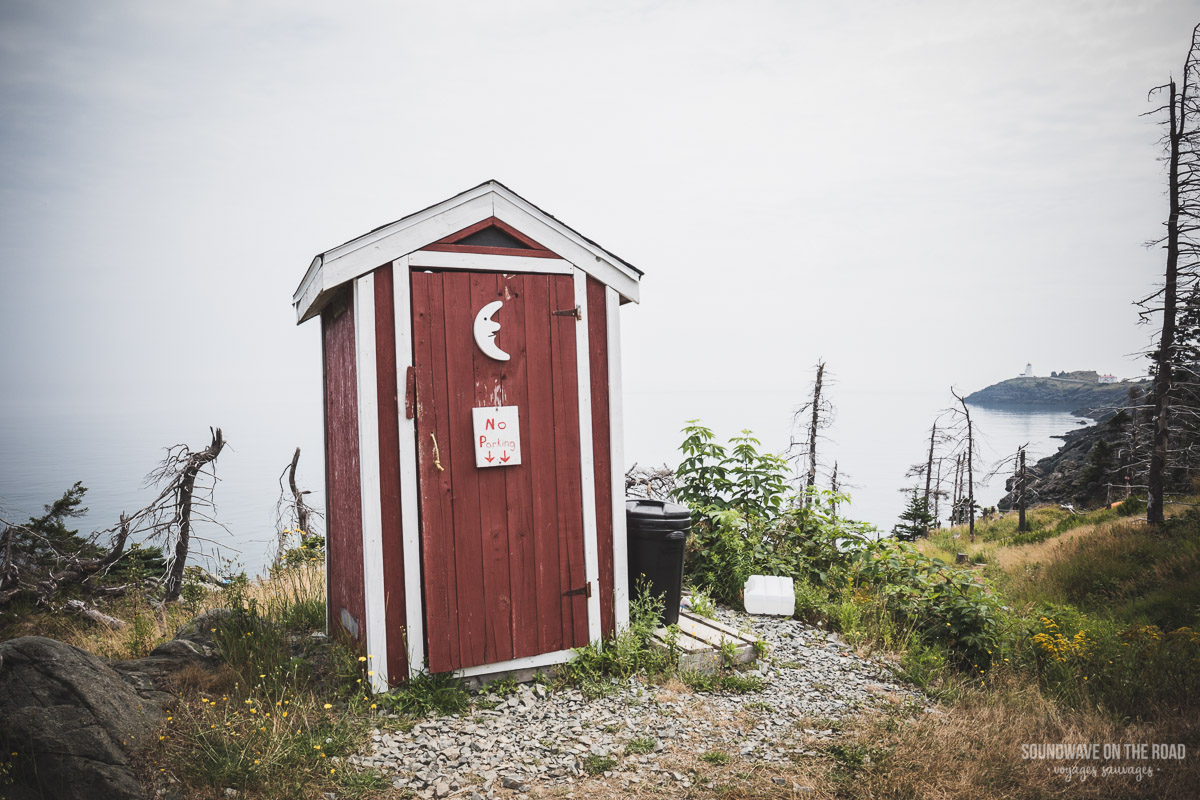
[948,388,979,541]
[905,417,952,530]
[275,447,323,567]
[989,443,1033,532]
[152,428,226,601]
[1141,23,1200,524]
[788,360,835,504]
[0,428,227,611]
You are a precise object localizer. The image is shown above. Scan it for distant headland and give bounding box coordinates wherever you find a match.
[965,368,1149,418]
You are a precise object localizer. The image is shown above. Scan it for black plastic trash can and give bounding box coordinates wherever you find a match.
[625,498,691,625]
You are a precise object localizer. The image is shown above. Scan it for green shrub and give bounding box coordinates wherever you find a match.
[380,671,470,718]
[1116,496,1145,516]
[562,583,674,697]
[854,540,1002,668]
[793,579,831,624]
[675,423,869,609]
[583,754,618,775]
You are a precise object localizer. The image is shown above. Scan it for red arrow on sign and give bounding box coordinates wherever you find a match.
[485,451,495,464]
[500,451,510,463]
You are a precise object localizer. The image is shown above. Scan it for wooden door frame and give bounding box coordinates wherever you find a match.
[385,250,618,680]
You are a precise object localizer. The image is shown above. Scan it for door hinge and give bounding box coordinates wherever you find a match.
[553,305,583,321]
[563,581,592,598]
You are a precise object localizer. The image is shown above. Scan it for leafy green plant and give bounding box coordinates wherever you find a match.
[700,749,730,765]
[854,539,1002,668]
[583,754,618,775]
[688,587,718,620]
[485,675,519,697]
[681,670,763,694]
[562,581,675,697]
[380,671,470,718]
[625,736,656,755]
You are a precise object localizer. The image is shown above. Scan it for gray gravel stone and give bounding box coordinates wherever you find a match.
[349,608,928,792]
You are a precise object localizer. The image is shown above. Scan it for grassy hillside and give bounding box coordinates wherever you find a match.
[919,502,1200,632]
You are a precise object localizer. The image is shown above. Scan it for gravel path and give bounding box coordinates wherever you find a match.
[345,611,927,798]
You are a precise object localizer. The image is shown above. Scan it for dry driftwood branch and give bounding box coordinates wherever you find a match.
[274,447,322,566]
[63,599,127,629]
[625,462,676,500]
[0,511,134,606]
[161,428,225,602]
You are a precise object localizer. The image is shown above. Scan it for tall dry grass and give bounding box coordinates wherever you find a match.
[838,671,1199,800]
[4,563,327,662]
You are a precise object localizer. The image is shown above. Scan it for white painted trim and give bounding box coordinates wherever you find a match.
[325,184,494,267]
[295,255,324,324]
[354,274,389,694]
[408,250,573,274]
[453,648,577,679]
[493,195,640,305]
[324,194,495,293]
[574,271,603,647]
[606,286,630,632]
[392,255,426,678]
[294,182,644,323]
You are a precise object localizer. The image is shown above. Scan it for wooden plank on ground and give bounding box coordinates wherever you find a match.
[678,611,758,643]
[651,628,712,654]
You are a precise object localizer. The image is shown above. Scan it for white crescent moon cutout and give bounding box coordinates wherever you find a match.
[472,300,510,362]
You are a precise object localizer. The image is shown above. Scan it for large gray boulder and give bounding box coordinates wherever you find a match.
[0,635,164,800]
[113,610,227,699]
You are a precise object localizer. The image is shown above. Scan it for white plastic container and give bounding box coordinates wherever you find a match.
[743,575,795,616]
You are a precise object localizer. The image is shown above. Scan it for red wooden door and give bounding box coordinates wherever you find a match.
[411,270,590,673]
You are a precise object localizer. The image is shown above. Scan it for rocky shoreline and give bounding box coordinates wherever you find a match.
[965,370,1145,418]
[349,609,927,799]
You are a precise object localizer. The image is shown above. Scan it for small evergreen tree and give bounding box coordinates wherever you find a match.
[892,490,933,541]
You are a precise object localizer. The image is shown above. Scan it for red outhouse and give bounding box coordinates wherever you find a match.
[293,181,642,689]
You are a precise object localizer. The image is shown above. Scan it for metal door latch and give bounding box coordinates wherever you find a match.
[563,582,592,598]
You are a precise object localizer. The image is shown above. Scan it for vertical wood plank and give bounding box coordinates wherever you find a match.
[442,271,488,669]
[522,274,563,653]
[373,265,408,684]
[573,271,602,647]
[586,276,614,638]
[355,274,389,692]
[550,273,588,647]
[393,257,425,676]
[471,273,514,665]
[606,286,630,632]
[501,273,539,659]
[412,272,458,672]
[322,288,366,647]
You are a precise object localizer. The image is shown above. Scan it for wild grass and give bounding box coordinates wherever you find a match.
[624,736,656,755]
[147,562,391,800]
[560,585,677,697]
[829,671,1200,800]
[681,669,763,694]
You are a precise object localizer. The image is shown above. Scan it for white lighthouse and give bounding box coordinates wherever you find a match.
[1023,363,1033,378]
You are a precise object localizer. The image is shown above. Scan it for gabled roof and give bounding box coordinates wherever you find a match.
[293,180,643,323]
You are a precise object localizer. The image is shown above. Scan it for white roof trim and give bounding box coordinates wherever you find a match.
[293,181,642,323]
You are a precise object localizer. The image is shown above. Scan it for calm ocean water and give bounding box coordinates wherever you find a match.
[0,385,1086,576]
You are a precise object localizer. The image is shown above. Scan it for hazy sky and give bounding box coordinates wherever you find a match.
[1,1,1196,502]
